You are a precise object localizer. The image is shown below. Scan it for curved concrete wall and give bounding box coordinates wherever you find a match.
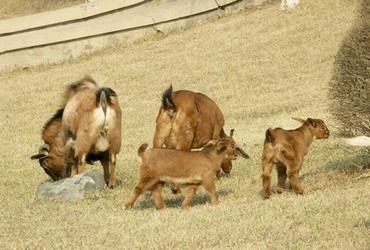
[0,0,266,71]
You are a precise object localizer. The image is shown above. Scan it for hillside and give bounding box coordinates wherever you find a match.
[0,0,82,19]
[0,0,368,248]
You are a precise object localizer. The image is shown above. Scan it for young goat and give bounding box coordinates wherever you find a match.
[153,85,249,193]
[261,117,330,199]
[125,138,240,209]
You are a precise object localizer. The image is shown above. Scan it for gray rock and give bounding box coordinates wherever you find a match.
[36,170,106,201]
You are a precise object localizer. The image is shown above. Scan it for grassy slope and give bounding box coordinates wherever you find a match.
[0,0,82,20]
[0,0,369,248]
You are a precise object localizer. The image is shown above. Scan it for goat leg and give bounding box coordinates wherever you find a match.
[287,170,303,195]
[276,165,287,194]
[108,153,116,188]
[181,184,198,209]
[152,182,166,209]
[202,179,218,205]
[125,177,158,209]
[262,162,273,199]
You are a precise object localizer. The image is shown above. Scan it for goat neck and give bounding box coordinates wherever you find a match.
[296,123,316,147]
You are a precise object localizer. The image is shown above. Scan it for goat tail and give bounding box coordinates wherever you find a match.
[96,87,117,116]
[138,143,149,157]
[100,91,108,116]
[264,128,274,143]
[161,85,176,111]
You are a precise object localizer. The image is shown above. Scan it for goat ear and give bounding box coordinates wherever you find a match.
[236,147,250,159]
[203,140,216,149]
[307,118,316,127]
[292,117,306,124]
[30,153,48,160]
[31,144,50,160]
[216,141,228,153]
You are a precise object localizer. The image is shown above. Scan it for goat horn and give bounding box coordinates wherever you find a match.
[39,144,50,154]
[291,117,305,124]
[230,129,235,138]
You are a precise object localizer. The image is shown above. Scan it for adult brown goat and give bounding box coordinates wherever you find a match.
[261,117,330,199]
[125,138,239,210]
[31,77,122,188]
[153,85,225,152]
[152,85,249,193]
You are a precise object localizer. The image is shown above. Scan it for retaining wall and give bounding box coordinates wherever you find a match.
[0,0,266,71]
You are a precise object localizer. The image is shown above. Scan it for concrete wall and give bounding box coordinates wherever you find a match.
[0,0,266,71]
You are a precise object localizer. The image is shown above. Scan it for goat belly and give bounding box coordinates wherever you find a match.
[159,175,202,184]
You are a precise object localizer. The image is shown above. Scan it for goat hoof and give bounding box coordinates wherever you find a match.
[276,188,284,194]
[107,181,115,189]
[124,204,132,210]
[294,189,304,195]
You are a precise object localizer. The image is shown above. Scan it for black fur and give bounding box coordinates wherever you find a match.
[265,129,274,143]
[161,85,176,111]
[96,87,117,107]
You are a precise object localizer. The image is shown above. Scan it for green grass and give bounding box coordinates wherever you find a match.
[0,0,369,248]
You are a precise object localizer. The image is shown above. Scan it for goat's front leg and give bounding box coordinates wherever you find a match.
[262,160,273,199]
[202,179,218,205]
[181,184,198,209]
[276,165,287,194]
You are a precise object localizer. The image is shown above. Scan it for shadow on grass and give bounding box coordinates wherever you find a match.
[136,187,233,210]
[301,152,370,181]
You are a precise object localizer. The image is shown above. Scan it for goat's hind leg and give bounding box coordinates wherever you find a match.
[125,178,158,209]
[287,161,304,195]
[276,165,287,194]
[101,151,117,188]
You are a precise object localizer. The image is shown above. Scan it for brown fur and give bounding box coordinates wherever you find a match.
[261,117,330,199]
[30,109,70,181]
[31,76,122,187]
[153,85,249,193]
[125,139,239,210]
[62,77,122,188]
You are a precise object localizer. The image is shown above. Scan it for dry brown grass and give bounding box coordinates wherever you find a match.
[0,0,369,248]
[0,0,82,20]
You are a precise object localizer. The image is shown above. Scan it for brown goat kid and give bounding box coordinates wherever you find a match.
[261,117,330,199]
[31,77,122,187]
[153,85,249,193]
[125,138,240,210]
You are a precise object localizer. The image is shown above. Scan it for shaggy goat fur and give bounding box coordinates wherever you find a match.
[31,76,122,187]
